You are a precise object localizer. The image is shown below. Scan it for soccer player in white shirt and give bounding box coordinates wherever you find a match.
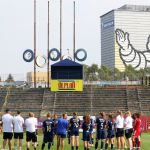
[115,110,125,150]
[124,111,133,150]
[25,112,37,150]
[2,109,13,150]
[33,113,38,147]
[13,111,24,150]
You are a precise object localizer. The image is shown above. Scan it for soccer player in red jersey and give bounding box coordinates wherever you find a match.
[133,113,141,150]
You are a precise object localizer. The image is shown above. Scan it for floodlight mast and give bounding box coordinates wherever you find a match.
[73,1,76,62]
[47,0,50,88]
[34,0,37,88]
[60,0,62,60]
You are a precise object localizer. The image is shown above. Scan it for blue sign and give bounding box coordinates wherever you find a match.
[102,20,114,29]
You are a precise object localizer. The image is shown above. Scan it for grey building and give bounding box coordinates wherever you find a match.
[101,5,150,71]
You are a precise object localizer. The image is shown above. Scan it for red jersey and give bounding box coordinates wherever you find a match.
[134,118,141,137]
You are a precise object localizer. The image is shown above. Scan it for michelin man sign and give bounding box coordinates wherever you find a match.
[116,29,150,70]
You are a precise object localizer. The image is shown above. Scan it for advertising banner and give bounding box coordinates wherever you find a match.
[51,80,83,91]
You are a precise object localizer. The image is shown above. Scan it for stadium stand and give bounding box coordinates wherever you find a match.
[92,86,128,113]
[138,88,150,116]
[126,88,141,113]
[4,88,44,118]
[0,88,7,111]
[0,86,150,118]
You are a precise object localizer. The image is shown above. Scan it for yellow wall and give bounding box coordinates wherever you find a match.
[27,71,51,83]
[114,38,125,71]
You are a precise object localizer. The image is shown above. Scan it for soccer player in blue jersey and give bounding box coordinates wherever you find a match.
[41,112,54,150]
[105,114,115,150]
[95,112,106,150]
[82,114,93,150]
[69,112,81,150]
[56,113,68,150]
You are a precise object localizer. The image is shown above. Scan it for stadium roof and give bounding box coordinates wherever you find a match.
[100,4,150,18]
[117,5,150,12]
[51,59,82,67]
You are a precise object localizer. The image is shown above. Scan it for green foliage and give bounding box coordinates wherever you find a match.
[83,64,150,81]
[5,73,14,82]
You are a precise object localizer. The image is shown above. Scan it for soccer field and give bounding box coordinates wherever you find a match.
[0,132,149,150]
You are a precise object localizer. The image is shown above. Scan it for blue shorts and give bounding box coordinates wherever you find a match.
[96,130,106,140]
[57,133,66,139]
[71,128,79,136]
[82,131,91,141]
[107,130,115,139]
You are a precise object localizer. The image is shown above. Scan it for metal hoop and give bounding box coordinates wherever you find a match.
[35,55,47,68]
[49,48,60,61]
[75,49,87,61]
[23,49,34,62]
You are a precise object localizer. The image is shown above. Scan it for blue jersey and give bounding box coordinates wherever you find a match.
[70,117,80,130]
[82,122,93,133]
[57,118,68,135]
[96,117,106,130]
[107,119,114,131]
[43,119,54,135]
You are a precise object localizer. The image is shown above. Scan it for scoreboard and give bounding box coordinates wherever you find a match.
[51,59,83,91]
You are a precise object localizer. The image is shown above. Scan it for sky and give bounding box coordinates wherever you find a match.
[1,0,150,80]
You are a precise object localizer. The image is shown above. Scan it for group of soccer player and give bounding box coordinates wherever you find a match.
[1,109,38,150]
[0,109,142,150]
[41,110,142,150]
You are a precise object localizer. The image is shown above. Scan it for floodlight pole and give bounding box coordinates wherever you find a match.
[47,0,50,88]
[60,0,62,60]
[34,0,37,88]
[73,1,76,62]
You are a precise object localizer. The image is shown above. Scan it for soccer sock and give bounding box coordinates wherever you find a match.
[138,141,141,148]
[135,138,139,148]
[95,141,98,149]
[27,148,29,150]
[105,143,108,149]
[48,143,51,150]
[101,141,104,149]
[76,146,78,150]
[111,144,114,149]
[133,140,136,148]
[84,147,86,150]
[68,138,71,144]
[91,138,94,144]
[42,143,45,150]
[71,146,74,150]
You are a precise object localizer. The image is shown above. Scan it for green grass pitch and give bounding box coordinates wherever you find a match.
[0,132,149,150]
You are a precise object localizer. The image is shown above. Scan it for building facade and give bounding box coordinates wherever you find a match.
[101,5,150,71]
[27,71,51,87]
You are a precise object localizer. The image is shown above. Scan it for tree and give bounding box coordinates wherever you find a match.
[111,68,124,81]
[88,64,99,81]
[83,64,90,81]
[99,65,112,80]
[125,65,138,81]
[5,74,14,82]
